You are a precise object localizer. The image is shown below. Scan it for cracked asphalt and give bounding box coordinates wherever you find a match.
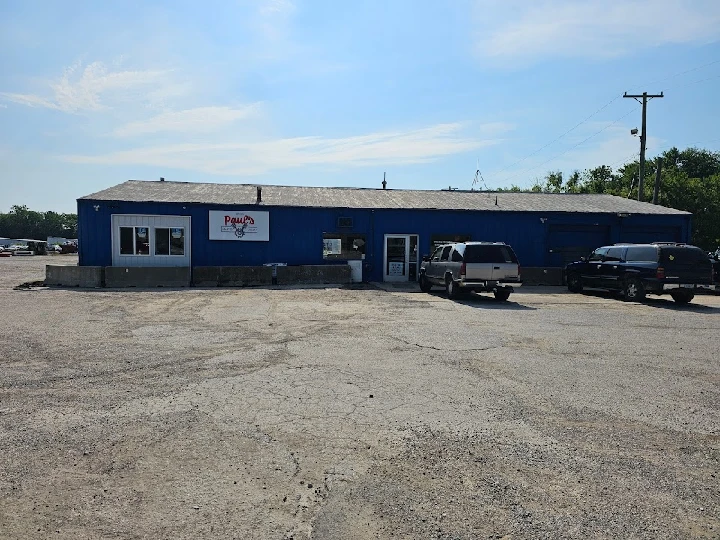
[1,256,719,539]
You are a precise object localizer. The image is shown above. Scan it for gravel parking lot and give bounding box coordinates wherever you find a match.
[1,256,719,539]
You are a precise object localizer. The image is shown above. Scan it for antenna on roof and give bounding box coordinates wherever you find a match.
[471,159,489,192]
[472,159,480,190]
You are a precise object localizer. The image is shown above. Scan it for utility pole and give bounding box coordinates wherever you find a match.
[623,91,663,202]
[652,158,662,205]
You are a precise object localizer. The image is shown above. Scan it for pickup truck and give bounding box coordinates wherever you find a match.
[419,242,522,300]
[565,242,713,303]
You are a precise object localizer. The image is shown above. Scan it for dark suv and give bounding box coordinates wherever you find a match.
[565,243,713,304]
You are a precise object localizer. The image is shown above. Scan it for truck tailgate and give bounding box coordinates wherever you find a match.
[464,263,493,281]
[491,262,520,281]
[661,247,713,284]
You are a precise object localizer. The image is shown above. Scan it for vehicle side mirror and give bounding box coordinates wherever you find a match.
[580,256,587,262]
[422,255,430,262]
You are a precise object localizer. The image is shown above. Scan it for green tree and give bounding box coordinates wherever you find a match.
[0,205,78,240]
[495,146,720,250]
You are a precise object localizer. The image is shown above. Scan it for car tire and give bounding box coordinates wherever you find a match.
[567,272,583,293]
[624,277,646,302]
[446,276,460,299]
[670,290,694,304]
[494,289,511,302]
[419,274,432,293]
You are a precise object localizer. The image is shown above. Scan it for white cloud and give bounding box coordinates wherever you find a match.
[62,122,508,175]
[1,61,171,113]
[259,0,295,16]
[475,0,720,62]
[112,105,263,137]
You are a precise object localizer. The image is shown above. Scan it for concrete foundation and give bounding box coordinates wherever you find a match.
[277,264,351,285]
[48,264,351,288]
[192,266,273,287]
[46,265,105,287]
[105,266,191,288]
[521,267,564,286]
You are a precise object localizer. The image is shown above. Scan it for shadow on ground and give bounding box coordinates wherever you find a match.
[427,290,537,310]
[579,289,720,312]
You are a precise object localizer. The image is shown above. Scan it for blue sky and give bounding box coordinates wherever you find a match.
[1,0,720,213]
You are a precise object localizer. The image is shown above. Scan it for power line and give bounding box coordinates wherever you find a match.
[608,151,640,170]
[500,105,640,185]
[490,58,720,185]
[490,94,622,178]
[628,58,720,90]
[663,73,720,91]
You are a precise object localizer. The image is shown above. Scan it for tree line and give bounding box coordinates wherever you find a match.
[0,205,78,241]
[497,147,720,251]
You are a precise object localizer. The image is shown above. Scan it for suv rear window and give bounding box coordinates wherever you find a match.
[660,246,708,264]
[464,245,518,263]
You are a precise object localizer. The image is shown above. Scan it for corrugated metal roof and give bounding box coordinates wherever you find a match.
[81,180,690,215]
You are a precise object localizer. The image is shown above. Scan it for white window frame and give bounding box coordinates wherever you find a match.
[154,227,186,257]
[119,226,151,257]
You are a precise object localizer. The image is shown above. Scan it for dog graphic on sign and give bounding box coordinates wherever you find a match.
[232,221,248,238]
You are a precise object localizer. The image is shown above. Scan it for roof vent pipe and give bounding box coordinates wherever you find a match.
[257,186,262,203]
[382,172,387,190]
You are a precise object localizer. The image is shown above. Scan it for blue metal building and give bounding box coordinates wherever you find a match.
[78,180,692,283]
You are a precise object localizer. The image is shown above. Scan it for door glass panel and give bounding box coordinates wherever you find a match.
[386,237,406,276]
[605,247,624,261]
[409,235,418,281]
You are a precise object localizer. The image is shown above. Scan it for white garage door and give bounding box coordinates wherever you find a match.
[111,215,191,267]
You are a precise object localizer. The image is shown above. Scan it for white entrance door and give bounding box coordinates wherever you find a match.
[112,215,191,267]
[383,234,419,282]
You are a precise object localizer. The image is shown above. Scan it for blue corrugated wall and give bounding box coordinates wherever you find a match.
[77,199,692,282]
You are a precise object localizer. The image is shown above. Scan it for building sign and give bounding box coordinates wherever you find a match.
[209,211,270,241]
[388,261,405,276]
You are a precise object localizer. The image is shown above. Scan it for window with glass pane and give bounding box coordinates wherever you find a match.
[625,246,658,262]
[135,227,150,255]
[155,228,170,255]
[322,233,365,260]
[120,227,134,255]
[170,228,184,255]
[605,247,624,262]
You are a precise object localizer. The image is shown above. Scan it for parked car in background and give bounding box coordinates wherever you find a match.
[707,251,720,291]
[60,242,78,254]
[565,242,713,303]
[419,242,522,301]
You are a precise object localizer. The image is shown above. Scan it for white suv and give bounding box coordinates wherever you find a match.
[419,242,522,300]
